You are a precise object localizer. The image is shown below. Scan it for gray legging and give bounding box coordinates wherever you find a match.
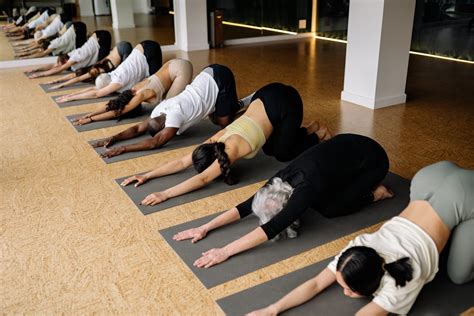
[410,161,474,284]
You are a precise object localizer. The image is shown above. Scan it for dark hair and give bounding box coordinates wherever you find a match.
[105,90,135,115]
[74,66,92,79]
[88,59,114,80]
[57,53,70,65]
[41,39,51,50]
[337,246,413,296]
[192,143,237,185]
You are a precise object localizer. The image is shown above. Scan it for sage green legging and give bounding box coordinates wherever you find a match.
[410,161,474,284]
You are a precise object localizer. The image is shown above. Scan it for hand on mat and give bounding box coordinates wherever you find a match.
[92,137,114,148]
[49,83,63,90]
[72,115,92,126]
[193,248,229,268]
[101,146,127,158]
[121,174,149,187]
[173,226,208,243]
[27,72,42,79]
[246,305,278,316]
[140,191,168,206]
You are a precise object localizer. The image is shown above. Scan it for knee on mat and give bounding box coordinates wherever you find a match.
[447,266,473,285]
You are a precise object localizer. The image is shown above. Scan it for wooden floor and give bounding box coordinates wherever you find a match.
[0,38,473,313]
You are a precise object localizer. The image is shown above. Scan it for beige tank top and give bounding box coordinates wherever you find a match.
[137,74,165,106]
[218,115,266,159]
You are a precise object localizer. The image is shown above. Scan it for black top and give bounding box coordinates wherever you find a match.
[236,134,389,239]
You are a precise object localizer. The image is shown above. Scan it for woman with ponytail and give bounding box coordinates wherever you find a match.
[174,134,393,269]
[121,82,332,207]
[248,161,474,316]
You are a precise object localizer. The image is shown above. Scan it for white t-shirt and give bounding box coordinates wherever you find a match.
[327,217,439,315]
[68,35,99,71]
[150,71,219,135]
[110,48,149,92]
[27,10,49,29]
[40,16,63,38]
[49,26,76,56]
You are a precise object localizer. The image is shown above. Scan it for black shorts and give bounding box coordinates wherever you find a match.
[116,41,133,62]
[207,64,239,118]
[140,40,162,74]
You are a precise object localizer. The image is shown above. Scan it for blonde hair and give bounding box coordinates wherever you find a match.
[252,177,294,225]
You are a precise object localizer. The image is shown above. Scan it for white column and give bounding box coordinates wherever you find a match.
[174,0,209,51]
[341,0,416,109]
[110,0,135,29]
[78,0,94,16]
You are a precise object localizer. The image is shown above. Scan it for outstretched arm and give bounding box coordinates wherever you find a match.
[92,120,149,148]
[49,72,92,89]
[45,72,77,85]
[83,93,145,123]
[247,268,337,315]
[30,60,75,78]
[140,156,227,206]
[194,226,268,268]
[173,207,241,243]
[101,127,178,158]
[120,147,194,188]
[26,63,55,74]
[57,83,121,102]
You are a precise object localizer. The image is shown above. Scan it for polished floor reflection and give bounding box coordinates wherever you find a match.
[0,37,473,313]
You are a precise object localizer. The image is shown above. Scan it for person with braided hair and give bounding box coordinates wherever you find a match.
[70,58,193,125]
[248,161,474,316]
[173,134,393,268]
[121,82,332,207]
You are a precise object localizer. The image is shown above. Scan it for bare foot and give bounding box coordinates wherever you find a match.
[306,121,320,135]
[373,184,394,202]
[315,123,333,141]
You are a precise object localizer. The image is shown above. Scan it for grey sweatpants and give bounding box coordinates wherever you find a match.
[410,161,474,284]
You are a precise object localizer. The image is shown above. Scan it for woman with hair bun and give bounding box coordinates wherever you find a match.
[121,82,332,207]
[173,134,393,268]
[248,161,474,316]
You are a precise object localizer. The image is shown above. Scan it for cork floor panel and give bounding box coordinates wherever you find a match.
[1,39,473,313]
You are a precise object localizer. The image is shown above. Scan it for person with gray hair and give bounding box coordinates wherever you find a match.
[173,133,394,268]
[56,40,162,103]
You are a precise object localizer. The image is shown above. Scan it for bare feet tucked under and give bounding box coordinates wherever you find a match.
[315,123,333,141]
[373,184,395,202]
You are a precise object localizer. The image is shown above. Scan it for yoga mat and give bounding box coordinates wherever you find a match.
[51,93,118,108]
[66,105,154,133]
[217,258,474,315]
[116,151,289,215]
[40,81,93,93]
[23,70,73,77]
[159,172,410,288]
[91,120,221,164]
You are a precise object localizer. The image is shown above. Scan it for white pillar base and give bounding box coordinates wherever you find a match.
[341,91,406,109]
[110,0,135,29]
[341,0,415,110]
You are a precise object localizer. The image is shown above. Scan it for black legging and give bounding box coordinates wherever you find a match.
[236,134,389,240]
[116,41,133,62]
[140,40,162,74]
[207,64,240,118]
[251,82,319,162]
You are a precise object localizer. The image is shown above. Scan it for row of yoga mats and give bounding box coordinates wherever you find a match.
[37,79,473,315]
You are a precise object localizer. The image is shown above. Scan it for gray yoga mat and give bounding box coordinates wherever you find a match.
[159,172,410,288]
[217,258,474,316]
[40,81,93,93]
[66,105,154,133]
[116,151,289,215]
[51,93,118,108]
[91,120,221,164]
